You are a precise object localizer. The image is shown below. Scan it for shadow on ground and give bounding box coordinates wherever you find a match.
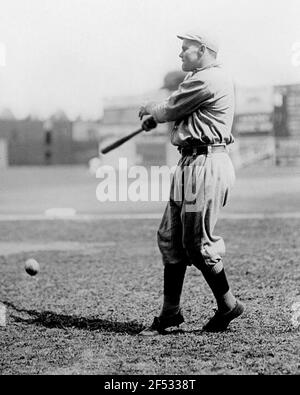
[4,302,144,334]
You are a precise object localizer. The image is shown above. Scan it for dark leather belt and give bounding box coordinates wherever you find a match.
[178,144,227,156]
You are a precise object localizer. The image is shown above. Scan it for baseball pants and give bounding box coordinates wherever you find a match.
[157,150,236,274]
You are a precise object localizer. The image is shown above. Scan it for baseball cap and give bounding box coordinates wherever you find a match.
[177,31,219,53]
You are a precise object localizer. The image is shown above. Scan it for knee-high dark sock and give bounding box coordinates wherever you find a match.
[193,261,236,313]
[160,264,187,317]
[201,267,230,299]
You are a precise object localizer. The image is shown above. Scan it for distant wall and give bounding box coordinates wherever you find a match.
[0,119,100,166]
[0,120,46,165]
[0,139,8,168]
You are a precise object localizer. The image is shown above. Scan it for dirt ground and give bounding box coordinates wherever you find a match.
[0,217,299,375]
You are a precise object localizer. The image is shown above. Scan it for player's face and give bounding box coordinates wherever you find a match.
[179,39,202,72]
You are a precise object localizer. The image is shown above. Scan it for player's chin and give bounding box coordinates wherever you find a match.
[181,63,191,72]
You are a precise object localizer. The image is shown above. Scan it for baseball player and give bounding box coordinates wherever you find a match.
[139,31,244,335]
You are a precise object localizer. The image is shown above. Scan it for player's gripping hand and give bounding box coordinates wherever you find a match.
[139,101,157,120]
[139,105,148,120]
[142,116,157,132]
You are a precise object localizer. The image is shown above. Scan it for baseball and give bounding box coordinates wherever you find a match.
[25,258,40,276]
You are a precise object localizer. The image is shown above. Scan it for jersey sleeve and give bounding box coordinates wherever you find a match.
[149,74,213,123]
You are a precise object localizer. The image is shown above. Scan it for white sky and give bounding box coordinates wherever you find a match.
[0,0,299,119]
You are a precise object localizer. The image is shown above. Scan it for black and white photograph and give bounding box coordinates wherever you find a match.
[0,0,299,379]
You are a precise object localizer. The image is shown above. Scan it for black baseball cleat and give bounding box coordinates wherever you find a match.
[202,301,245,332]
[139,311,185,336]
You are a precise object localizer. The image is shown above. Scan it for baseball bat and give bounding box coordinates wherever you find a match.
[100,117,157,154]
[101,127,144,154]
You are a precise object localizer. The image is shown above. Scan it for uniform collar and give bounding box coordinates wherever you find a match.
[192,62,221,75]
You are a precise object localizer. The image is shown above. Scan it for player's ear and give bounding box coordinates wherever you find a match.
[198,44,206,57]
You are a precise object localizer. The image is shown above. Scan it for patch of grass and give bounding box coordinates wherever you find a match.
[0,218,299,375]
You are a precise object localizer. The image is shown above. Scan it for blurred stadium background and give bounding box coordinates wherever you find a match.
[0,78,300,171]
